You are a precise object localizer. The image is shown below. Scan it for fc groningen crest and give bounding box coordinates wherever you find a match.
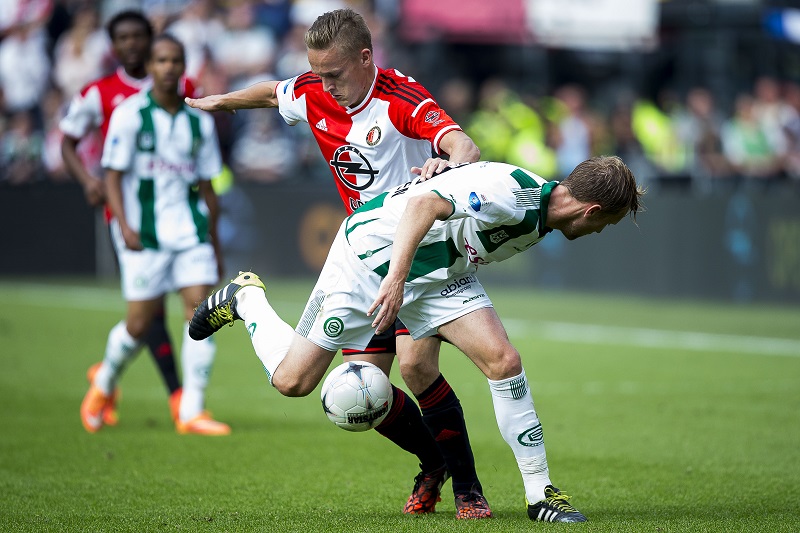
[323,317,344,338]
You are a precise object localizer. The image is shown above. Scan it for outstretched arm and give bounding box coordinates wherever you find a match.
[184,80,281,112]
[411,130,480,180]
[367,192,453,334]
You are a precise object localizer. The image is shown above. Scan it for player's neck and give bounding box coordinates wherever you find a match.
[124,65,147,80]
[545,186,582,232]
[348,64,377,109]
[150,88,182,114]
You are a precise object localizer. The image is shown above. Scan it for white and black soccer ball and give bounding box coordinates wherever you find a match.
[320,361,393,432]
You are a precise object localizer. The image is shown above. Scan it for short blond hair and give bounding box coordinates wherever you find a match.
[304,8,372,57]
[561,156,645,220]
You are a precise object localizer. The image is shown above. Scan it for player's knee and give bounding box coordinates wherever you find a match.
[272,373,314,397]
[125,319,149,340]
[482,346,523,381]
[398,357,438,395]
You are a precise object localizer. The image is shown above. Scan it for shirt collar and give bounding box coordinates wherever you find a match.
[538,180,558,237]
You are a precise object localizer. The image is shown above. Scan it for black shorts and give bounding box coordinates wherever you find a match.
[341,319,447,356]
[341,319,410,356]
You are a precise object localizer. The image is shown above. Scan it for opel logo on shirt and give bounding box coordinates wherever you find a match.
[329,145,379,191]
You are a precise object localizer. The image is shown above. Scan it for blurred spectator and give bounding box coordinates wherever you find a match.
[230,112,298,182]
[673,87,732,192]
[209,0,277,90]
[273,21,311,79]
[254,0,292,41]
[289,0,346,28]
[141,0,191,33]
[0,0,52,36]
[721,94,783,185]
[609,95,659,187]
[550,84,592,178]
[752,76,796,163]
[465,79,522,162]
[0,110,44,184]
[631,92,687,179]
[41,85,79,181]
[166,0,225,80]
[782,81,800,182]
[0,22,51,119]
[437,77,474,127]
[52,5,109,98]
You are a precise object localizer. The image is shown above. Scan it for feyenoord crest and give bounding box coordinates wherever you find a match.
[366,125,381,146]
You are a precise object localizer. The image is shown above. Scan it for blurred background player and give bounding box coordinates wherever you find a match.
[79,33,228,436]
[60,11,199,430]
[186,8,491,518]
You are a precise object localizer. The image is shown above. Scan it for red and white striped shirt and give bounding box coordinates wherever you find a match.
[277,66,462,214]
[60,66,199,142]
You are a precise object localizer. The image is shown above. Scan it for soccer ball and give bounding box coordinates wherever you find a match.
[320,361,393,432]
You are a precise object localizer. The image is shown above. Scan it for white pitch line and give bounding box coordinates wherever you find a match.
[503,319,800,358]
[4,283,799,358]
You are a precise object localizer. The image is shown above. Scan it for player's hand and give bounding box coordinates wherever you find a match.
[367,276,405,335]
[121,226,143,251]
[184,95,236,114]
[82,177,106,207]
[410,158,451,181]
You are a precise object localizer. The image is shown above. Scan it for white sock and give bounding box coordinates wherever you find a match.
[179,325,216,421]
[488,369,552,503]
[235,286,295,385]
[94,321,143,395]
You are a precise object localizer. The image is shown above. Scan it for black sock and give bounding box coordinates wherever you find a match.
[375,385,445,474]
[418,374,481,495]
[145,306,181,395]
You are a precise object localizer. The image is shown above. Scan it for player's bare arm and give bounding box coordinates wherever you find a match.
[184,80,281,113]
[61,135,106,207]
[368,193,454,333]
[105,169,142,250]
[410,130,480,180]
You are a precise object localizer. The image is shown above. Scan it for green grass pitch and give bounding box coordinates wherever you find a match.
[1,278,798,532]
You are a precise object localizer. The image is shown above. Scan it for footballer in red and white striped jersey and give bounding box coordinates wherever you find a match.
[276,66,462,214]
[60,67,199,222]
[59,66,199,142]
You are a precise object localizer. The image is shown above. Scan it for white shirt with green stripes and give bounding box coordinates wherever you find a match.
[102,90,222,251]
[344,161,557,285]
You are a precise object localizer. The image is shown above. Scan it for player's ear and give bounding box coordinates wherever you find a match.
[360,48,372,66]
[584,204,603,217]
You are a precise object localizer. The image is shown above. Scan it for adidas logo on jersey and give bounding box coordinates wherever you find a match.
[316,118,328,131]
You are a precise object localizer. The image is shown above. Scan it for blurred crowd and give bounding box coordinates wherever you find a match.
[2,0,800,194]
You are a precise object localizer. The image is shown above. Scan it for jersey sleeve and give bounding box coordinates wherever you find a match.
[276,73,315,126]
[196,114,223,180]
[101,104,138,172]
[181,76,202,98]
[385,75,462,155]
[59,84,102,139]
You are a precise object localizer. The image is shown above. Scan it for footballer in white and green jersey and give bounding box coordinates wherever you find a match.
[102,89,222,251]
[298,161,558,349]
[344,161,556,285]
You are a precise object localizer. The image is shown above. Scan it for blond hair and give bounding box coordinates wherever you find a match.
[304,8,372,57]
[561,156,645,220]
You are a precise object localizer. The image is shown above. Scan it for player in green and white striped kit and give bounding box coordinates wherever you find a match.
[82,35,229,436]
[190,155,645,520]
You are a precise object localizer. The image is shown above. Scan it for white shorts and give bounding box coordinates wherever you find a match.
[111,220,219,301]
[296,226,493,352]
